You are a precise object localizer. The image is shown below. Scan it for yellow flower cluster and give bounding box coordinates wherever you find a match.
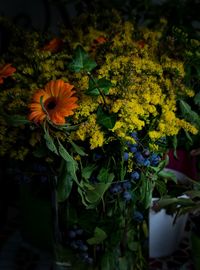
[72,114,104,149]
[0,15,198,159]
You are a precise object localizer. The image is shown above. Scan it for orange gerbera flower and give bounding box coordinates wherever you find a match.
[28,80,79,124]
[0,63,16,84]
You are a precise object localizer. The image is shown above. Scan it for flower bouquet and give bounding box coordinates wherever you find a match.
[0,9,198,270]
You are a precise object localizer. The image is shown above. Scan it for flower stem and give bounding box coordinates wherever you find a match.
[87,72,108,108]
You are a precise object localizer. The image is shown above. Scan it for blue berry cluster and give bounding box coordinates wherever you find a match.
[66,226,93,265]
[123,132,161,168]
[109,180,133,201]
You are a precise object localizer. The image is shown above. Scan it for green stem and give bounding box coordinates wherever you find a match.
[87,72,108,108]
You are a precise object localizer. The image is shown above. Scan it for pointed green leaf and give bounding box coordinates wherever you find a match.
[85,182,112,205]
[179,100,200,127]
[186,190,200,199]
[158,169,178,183]
[97,167,115,183]
[70,140,87,156]
[184,130,193,145]
[119,257,128,270]
[43,126,58,155]
[194,92,200,106]
[68,45,97,72]
[57,161,72,202]
[86,77,112,96]
[57,140,79,186]
[97,107,117,129]
[82,164,97,180]
[87,227,107,245]
[57,161,73,202]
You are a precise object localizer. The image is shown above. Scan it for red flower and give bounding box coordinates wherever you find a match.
[0,64,16,84]
[42,38,63,53]
[93,36,107,44]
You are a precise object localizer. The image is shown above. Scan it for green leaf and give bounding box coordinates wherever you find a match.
[68,45,97,72]
[85,182,112,205]
[119,257,128,270]
[155,180,168,196]
[5,114,30,126]
[194,64,200,79]
[172,136,178,158]
[140,173,152,208]
[43,126,58,155]
[100,252,116,270]
[151,156,169,173]
[157,197,193,210]
[127,230,138,251]
[86,77,112,96]
[97,106,117,129]
[101,254,110,270]
[82,164,97,180]
[97,167,115,183]
[179,100,200,127]
[158,169,178,183]
[69,140,87,156]
[57,161,73,202]
[186,190,200,199]
[194,92,200,106]
[87,227,107,245]
[57,140,79,186]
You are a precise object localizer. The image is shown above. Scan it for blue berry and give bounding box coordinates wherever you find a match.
[68,230,76,238]
[130,146,137,153]
[123,152,129,161]
[85,257,93,264]
[131,171,140,180]
[123,191,132,201]
[75,228,83,235]
[78,242,88,252]
[134,152,145,165]
[122,181,132,190]
[133,211,144,222]
[94,153,102,160]
[70,240,79,249]
[143,159,150,167]
[150,153,161,166]
[109,183,122,194]
[130,132,138,140]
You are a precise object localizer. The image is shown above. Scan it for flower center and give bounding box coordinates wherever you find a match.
[44,97,57,111]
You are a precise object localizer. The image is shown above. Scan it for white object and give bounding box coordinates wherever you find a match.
[149,169,190,258]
